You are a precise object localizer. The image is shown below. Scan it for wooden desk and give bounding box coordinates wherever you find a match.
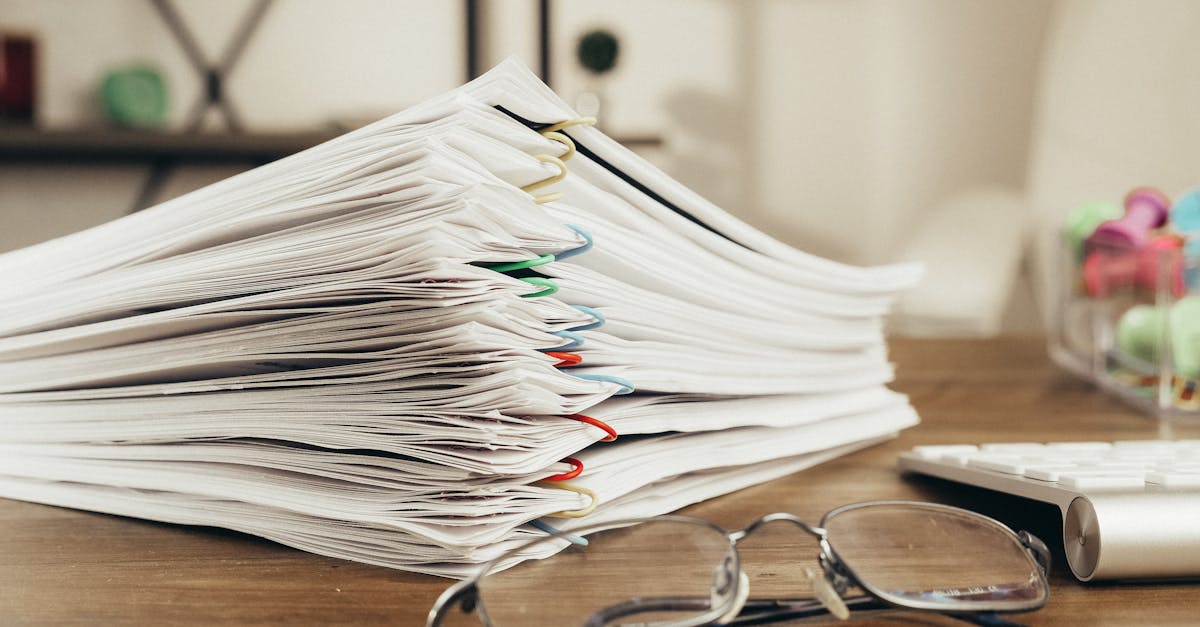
[3,337,1198,625]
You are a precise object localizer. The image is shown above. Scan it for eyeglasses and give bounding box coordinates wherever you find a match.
[426,500,1051,626]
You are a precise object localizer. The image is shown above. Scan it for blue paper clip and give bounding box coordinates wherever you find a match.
[550,329,585,350]
[569,305,606,331]
[571,373,635,395]
[529,519,589,546]
[556,225,593,261]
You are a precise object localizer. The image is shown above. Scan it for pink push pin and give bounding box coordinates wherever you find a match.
[1134,235,1187,297]
[1083,234,1186,298]
[1085,187,1170,252]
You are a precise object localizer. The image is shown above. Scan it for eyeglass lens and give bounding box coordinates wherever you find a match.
[474,518,737,626]
[823,504,1046,610]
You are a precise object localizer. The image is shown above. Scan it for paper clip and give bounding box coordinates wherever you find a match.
[484,254,555,274]
[542,456,584,482]
[569,304,606,331]
[549,329,585,349]
[539,118,596,167]
[519,277,558,298]
[529,519,589,547]
[521,154,568,194]
[565,413,618,442]
[571,373,635,395]
[535,481,598,518]
[545,351,582,367]
[539,116,597,135]
[532,191,563,205]
[555,225,593,261]
[541,130,577,162]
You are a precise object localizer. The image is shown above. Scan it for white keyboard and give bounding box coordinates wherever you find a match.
[899,440,1200,581]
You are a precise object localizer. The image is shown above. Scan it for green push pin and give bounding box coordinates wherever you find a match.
[1066,200,1123,260]
[1170,296,1200,380]
[1120,298,1200,379]
[1116,304,1168,364]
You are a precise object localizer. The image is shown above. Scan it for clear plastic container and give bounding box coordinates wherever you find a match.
[1049,230,1200,418]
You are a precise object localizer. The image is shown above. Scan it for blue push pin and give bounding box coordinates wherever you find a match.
[1172,190,1200,289]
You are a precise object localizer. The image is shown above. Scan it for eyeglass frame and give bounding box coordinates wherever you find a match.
[426,500,1052,626]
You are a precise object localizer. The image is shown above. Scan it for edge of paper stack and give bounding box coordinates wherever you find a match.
[0,58,923,578]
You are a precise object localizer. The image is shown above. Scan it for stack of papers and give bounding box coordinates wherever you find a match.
[0,59,921,577]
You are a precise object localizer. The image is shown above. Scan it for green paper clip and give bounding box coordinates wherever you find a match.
[520,277,559,298]
[485,254,555,274]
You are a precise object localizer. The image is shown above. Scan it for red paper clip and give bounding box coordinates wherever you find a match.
[546,351,582,367]
[542,456,584,482]
[566,413,617,442]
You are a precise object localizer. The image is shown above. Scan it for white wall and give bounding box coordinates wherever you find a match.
[1027,0,1200,324]
[4,0,464,130]
[503,0,1048,270]
[0,0,464,252]
[1,0,1053,331]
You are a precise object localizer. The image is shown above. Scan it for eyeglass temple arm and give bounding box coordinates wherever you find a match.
[582,595,735,627]
[580,580,1042,627]
[1019,530,1053,577]
[722,597,1029,627]
[721,595,886,625]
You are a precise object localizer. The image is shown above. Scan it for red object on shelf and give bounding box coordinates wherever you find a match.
[0,33,36,122]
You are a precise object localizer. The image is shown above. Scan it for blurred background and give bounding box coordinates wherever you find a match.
[2,0,1198,336]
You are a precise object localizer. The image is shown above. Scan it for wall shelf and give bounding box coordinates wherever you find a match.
[0,127,341,211]
[0,127,339,163]
[0,127,661,163]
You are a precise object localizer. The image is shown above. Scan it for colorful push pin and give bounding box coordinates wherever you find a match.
[1086,186,1170,252]
[1117,299,1200,380]
[1082,235,1185,298]
[1172,190,1200,290]
[1171,296,1200,380]
[1171,189,1200,233]
[1134,235,1187,298]
[1082,250,1136,298]
[1116,304,1167,364]
[1186,244,1200,291]
[1066,200,1122,260]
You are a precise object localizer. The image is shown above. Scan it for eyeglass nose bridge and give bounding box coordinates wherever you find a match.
[728,513,856,613]
[729,512,827,544]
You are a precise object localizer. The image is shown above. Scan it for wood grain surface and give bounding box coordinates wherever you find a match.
[3,337,1198,625]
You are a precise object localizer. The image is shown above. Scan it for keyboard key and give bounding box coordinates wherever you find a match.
[1077,460,1153,471]
[1112,440,1181,451]
[938,451,979,466]
[1024,466,1075,481]
[911,444,979,460]
[966,456,1027,475]
[1057,473,1146,490]
[1145,473,1200,488]
[1045,441,1112,452]
[980,443,1046,453]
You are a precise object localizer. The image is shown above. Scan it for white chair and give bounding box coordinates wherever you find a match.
[893,0,1200,335]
